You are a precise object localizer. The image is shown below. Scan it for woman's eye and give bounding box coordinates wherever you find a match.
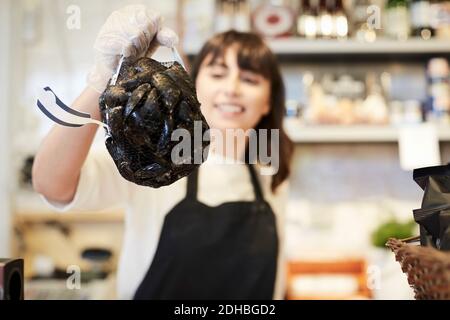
[241,75,259,84]
[210,73,225,79]
[209,69,227,78]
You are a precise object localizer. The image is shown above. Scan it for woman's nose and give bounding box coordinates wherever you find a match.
[224,74,241,97]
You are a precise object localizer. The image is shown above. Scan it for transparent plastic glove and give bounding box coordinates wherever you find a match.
[87,4,179,93]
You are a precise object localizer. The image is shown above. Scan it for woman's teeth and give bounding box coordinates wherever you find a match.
[216,104,244,113]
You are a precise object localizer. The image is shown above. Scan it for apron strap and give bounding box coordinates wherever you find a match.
[185,163,264,202]
[247,164,264,201]
[186,167,199,200]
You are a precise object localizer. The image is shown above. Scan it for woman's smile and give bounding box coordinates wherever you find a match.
[214,102,246,118]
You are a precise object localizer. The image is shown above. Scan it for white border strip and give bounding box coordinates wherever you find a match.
[0,0,12,257]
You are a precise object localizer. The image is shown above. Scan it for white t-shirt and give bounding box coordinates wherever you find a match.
[40,146,288,299]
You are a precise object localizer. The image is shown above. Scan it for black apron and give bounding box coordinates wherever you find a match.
[133,164,279,299]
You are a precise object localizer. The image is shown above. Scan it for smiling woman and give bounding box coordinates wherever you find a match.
[191,30,293,191]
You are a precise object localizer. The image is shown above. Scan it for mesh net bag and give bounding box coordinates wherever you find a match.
[98,57,210,188]
[386,238,450,300]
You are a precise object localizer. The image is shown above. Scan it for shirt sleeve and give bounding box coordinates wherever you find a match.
[39,146,130,212]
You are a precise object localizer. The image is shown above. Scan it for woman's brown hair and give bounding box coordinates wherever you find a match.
[190,30,293,193]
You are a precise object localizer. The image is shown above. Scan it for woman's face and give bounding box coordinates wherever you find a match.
[195,46,271,132]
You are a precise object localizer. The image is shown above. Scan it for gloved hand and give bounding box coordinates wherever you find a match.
[87,5,179,93]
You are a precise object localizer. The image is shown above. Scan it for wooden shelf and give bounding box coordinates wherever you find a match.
[284,119,450,143]
[184,38,450,56]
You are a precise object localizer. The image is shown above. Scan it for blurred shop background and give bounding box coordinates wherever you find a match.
[0,0,450,299]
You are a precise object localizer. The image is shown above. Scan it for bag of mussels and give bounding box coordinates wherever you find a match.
[99,57,210,188]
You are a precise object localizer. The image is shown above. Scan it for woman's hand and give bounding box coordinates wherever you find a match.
[87,4,178,93]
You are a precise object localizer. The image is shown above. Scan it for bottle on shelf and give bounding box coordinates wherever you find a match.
[430,0,450,38]
[297,0,318,38]
[333,0,348,39]
[215,0,251,33]
[318,0,333,38]
[426,58,450,123]
[297,0,306,36]
[234,0,251,32]
[385,0,411,40]
[410,0,435,39]
[215,0,234,32]
[359,73,389,124]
